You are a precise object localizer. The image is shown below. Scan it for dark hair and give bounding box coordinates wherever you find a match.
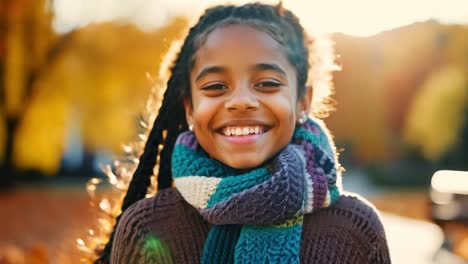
[96,3,312,263]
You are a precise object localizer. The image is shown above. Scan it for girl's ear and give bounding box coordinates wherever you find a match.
[184,99,194,127]
[297,85,313,114]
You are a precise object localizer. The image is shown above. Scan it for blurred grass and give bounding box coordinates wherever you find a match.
[0,184,100,263]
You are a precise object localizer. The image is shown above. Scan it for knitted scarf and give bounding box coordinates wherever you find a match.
[171,118,341,263]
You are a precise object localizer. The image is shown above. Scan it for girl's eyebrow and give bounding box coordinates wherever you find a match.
[195,66,226,81]
[195,63,287,81]
[252,63,287,77]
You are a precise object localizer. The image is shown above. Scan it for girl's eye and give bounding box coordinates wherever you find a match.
[256,81,282,88]
[201,83,227,91]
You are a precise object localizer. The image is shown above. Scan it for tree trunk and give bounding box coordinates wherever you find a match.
[0,117,18,190]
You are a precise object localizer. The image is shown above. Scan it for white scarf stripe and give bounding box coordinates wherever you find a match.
[174,176,222,209]
[323,191,332,207]
[304,172,314,213]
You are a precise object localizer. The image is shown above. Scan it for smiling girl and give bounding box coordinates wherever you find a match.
[96,3,390,264]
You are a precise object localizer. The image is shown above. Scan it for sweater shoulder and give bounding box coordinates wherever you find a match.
[115,188,186,233]
[110,188,186,263]
[331,192,386,235]
[114,188,187,236]
[301,193,391,263]
[305,192,386,238]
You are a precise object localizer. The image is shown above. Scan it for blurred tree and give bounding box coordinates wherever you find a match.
[0,0,187,188]
[439,106,468,170]
[404,25,468,164]
[404,65,467,160]
[329,21,467,167]
[378,21,445,134]
[0,0,68,188]
[438,25,468,170]
[50,20,186,154]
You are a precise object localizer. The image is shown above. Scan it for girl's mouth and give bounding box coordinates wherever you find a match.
[220,126,266,136]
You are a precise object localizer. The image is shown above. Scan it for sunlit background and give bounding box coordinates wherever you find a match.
[1,0,467,263]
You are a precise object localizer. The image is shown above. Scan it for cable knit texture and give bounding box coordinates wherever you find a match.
[110,188,391,263]
[171,118,341,263]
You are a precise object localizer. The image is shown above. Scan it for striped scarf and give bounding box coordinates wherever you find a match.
[171,118,341,263]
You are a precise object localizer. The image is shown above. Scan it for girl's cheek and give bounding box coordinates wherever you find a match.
[265,93,296,113]
[192,98,222,120]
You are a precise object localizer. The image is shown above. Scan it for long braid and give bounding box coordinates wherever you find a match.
[96,4,317,263]
[156,88,187,189]
[95,86,178,263]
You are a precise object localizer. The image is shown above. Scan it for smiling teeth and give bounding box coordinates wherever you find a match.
[222,126,264,136]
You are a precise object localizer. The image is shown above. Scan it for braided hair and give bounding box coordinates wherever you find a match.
[96,3,319,263]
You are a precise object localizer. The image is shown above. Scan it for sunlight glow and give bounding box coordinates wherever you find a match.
[287,0,468,36]
[53,0,468,36]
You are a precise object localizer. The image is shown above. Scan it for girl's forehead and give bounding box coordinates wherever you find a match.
[205,24,279,48]
[191,24,291,70]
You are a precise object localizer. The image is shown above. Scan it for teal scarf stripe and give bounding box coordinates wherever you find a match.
[330,185,340,204]
[172,144,237,178]
[207,168,270,208]
[235,224,302,263]
[201,225,242,264]
[292,126,320,145]
[201,224,303,264]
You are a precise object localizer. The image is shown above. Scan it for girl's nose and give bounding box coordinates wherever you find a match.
[225,85,259,111]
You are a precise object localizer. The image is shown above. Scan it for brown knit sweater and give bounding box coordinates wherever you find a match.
[111,188,391,263]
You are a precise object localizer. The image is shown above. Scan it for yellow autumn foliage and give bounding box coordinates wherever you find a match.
[13,83,70,175]
[4,0,56,117]
[404,65,468,160]
[4,14,27,117]
[4,15,187,174]
[55,20,187,153]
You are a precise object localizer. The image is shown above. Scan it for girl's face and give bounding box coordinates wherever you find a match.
[186,24,311,169]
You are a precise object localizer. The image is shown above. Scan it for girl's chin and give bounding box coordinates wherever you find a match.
[218,155,266,170]
[218,147,284,170]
